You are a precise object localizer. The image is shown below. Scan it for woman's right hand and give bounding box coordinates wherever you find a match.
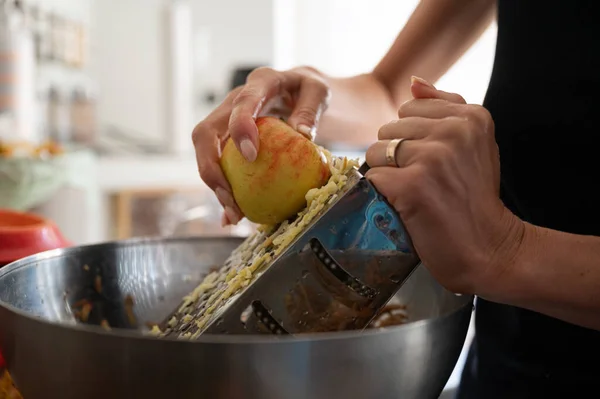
[191,66,332,226]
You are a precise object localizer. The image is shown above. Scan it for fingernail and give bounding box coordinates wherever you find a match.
[215,187,234,208]
[240,139,257,162]
[224,206,240,225]
[297,124,316,140]
[411,75,435,89]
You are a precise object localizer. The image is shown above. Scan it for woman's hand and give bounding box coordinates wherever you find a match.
[365,76,525,297]
[192,66,331,226]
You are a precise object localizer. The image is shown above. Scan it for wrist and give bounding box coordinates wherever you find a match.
[495,221,547,305]
[315,73,398,148]
[475,206,533,302]
[367,71,403,108]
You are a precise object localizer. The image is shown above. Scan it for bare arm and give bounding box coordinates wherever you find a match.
[490,223,600,331]
[373,0,497,104]
[316,0,497,148]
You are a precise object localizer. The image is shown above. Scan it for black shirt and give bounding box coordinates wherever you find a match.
[457,1,600,397]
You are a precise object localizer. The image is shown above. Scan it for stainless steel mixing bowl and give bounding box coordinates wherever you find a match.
[0,236,473,399]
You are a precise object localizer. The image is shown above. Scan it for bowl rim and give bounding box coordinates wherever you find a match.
[0,209,49,231]
[0,235,474,345]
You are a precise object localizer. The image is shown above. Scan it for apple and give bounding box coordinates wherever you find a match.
[220,116,331,225]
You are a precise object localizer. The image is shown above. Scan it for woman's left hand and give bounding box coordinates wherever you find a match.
[365,76,525,297]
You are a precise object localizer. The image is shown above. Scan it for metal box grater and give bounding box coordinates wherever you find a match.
[159,163,422,338]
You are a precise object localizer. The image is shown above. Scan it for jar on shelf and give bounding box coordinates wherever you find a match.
[46,86,71,144]
[70,87,97,145]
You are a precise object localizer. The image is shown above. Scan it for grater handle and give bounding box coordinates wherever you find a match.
[357,161,410,250]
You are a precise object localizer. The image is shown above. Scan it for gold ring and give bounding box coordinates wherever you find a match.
[385,138,407,167]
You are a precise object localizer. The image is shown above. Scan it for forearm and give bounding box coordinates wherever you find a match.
[373,0,496,105]
[491,222,600,331]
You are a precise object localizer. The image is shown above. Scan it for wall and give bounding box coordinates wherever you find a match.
[191,0,275,95]
[89,0,169,142]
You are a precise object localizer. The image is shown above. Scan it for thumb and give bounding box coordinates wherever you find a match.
[410,75,466,104]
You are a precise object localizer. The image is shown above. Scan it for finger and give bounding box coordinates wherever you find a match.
[215,187,242,217]
[364,166,401,201]
[192,90,244,222]
[410,76,467,104]
[229,68,303,161]
[398,98,462,119]
[195,149,243,222]
[365,138,420,168]
[364,165,425,222]
[192,111,233,194]
[378,117,437,141]
[287,77,331,140]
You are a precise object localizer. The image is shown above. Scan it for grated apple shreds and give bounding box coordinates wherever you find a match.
[151,148,360,339]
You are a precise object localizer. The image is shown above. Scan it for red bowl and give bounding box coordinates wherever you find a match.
[0,209,71,267]
[0,209,71,369]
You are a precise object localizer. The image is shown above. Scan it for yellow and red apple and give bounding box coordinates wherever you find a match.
[220,116,330,225]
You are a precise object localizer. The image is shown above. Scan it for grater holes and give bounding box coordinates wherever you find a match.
[250,300,289,335]
[309,238,378,299]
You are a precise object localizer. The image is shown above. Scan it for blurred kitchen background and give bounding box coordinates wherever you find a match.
[0,0,496,395]
[0,0,498,245]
